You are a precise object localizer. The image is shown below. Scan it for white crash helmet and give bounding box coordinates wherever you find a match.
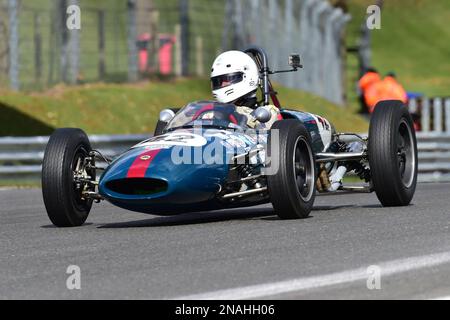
[211,51,260,104]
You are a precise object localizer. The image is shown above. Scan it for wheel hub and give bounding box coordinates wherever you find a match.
[397,119,416,188]
[293,137,314,202]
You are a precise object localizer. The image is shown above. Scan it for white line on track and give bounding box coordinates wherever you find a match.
[431,296,450,300]
[176,251,450,300]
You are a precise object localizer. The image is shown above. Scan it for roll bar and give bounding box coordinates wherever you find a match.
[243,46,271,106]
[244,46,300,108]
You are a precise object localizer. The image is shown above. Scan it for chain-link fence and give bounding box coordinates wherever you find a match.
[0,0,225,90]
[0,0,350,105]
[1,0,132,89]
[222,0,351,105]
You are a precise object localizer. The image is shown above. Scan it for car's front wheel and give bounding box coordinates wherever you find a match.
[42,128,95,227]
[267,120,316,219]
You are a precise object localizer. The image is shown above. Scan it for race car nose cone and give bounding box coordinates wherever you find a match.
[98,144,230,214]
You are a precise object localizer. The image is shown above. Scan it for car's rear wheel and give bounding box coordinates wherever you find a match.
[267,120,316,219]
[368,100,418,206]
[42,128,95,227]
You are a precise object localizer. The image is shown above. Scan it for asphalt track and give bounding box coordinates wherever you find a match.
[1,183,450,300]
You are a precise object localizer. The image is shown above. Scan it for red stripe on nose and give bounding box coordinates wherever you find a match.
[127,149,162,178]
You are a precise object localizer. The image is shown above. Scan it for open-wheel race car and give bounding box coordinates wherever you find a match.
[42,46,418,227]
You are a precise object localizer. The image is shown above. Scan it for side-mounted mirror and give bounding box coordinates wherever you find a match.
[159,109,176,123]
[288,54,302,69]
[253,107,271,124]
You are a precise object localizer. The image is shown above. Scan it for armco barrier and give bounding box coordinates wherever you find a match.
[408,97,450,133]
[0,135,148,182]
[0,133,449,183]
[416,132,450,182]
[407,97,450,182]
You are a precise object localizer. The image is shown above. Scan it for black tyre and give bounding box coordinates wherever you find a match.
[154,108,180,136]
[368,100,418,206]
[42,128,94,227]
[267,120,316,219]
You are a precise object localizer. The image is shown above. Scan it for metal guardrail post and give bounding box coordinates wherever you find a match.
[421,98,430,133]
[433,98,443,133]
[445,98,450,134]
[408,98,418,114]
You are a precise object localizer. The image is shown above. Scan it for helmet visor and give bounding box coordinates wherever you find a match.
[211,72,244,90]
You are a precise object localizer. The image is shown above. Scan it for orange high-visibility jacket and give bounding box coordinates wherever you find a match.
[365,76,408,113]
[358,71,381,93]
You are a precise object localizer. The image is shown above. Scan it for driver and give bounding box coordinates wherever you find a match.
[210,51,280,129]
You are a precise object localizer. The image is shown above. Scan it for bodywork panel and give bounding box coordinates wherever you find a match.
[98,128,260,215]
[97,106,335,216]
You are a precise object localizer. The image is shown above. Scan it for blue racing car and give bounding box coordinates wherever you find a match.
[42,47,418,227]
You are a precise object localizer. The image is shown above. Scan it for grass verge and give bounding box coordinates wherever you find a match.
[0,78,369,136]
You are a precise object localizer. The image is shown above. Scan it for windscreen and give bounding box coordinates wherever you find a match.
[165,101,249,131]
